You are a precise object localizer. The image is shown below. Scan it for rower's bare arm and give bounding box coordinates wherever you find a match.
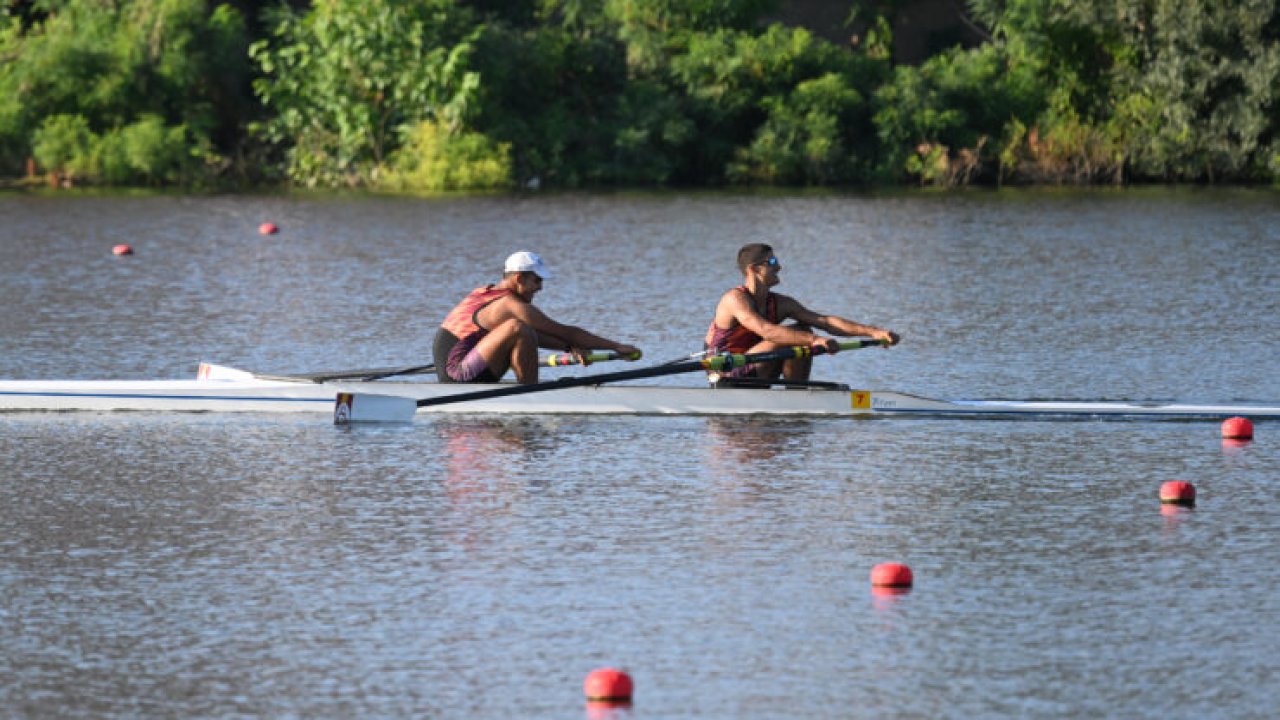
[727,292,818,346]
[501,301,638,356]
[802,309,899,346]
[556,329,640,358]
[781,298,898,347]
[538,324,638,356]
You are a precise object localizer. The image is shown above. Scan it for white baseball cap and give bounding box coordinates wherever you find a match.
[504,251,553,279]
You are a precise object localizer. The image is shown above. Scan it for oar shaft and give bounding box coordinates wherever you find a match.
[542,350,642,367]
[269,350,640,382]
[262,364,436,383]
[414,338,882,409]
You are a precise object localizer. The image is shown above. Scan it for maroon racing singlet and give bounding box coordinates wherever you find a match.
[434,285,512,382]
[705,286,778,354]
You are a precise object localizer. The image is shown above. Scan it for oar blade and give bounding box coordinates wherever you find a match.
[334,392,418,425]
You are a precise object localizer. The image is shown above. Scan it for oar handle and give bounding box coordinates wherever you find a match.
[542,350,643,367]
[702,338,884,372]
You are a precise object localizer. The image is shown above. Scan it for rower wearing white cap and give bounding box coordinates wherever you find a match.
[434,251,643,384]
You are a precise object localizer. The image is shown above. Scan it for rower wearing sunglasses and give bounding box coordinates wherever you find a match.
[435,251,642,385]
[704,243,899,385]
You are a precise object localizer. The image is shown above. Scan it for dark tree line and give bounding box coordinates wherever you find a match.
[2,0,1277,190]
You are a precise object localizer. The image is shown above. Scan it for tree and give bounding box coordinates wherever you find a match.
[250,0,484,187]
[0,0,249,184]
[1111,0,1280,181]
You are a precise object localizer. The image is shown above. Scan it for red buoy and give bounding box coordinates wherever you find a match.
[584,668,633,701]
[870,562,913,588]
[112,244,133,256]
[1221,416,1253,440]
[258,222,279,235]
[1159,480,1196,506]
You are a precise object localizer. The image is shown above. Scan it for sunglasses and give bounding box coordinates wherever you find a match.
[756,256,780,267]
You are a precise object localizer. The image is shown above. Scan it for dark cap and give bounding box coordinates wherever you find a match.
[737,243,774,273]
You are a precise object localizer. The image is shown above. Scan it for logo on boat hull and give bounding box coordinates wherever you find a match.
[334,392,353,425]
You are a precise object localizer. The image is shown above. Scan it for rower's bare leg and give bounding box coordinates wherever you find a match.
[780,323,813,381]
[746,340,786,381]
[781,355,812,381]
[508,322,539,383]
[473,318,539,383]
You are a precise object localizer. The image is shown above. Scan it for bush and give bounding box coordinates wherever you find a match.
[670,23,887,184]
[728,73,864,184]
[115,114,192,185]
[873,41,1047,184]
[32,114,95,180]
[250,0,482,188]
[383,120,511,192]
[1,0,246,184]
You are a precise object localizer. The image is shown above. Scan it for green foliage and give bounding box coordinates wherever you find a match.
[957,0,1280,184]
[469,23,693,186]
[31,111,195,185]
[873,40,1047,183]
[728,73,865,184]
[670,23,888,183]
[608,79,697,184]
[1003,87,1127,184]
[110,114,193,185]
[1111,0,1280,181]
[5,0,1280,187]
[250,0,484,188]
[384,120,512,192]
[605,0,780,33]
[0,0,247,184]
[31,113,94,178]
[469,10,888,187]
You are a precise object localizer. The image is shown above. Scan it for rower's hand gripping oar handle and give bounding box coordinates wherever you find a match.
[542,350,643,367]
[702,337,885,372]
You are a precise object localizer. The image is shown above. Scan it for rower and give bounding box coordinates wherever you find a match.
[704,243,899,385]
[433,251,643,385]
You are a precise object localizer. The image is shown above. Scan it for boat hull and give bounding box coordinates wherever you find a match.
[0,378,857,415]
[2,367,1278,419]
[858,391,1280,419]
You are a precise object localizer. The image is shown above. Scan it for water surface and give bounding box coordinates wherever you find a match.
[1,189,1277,718]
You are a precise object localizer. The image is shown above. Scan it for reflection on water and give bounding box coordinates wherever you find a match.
[869,585,914,616]
[703,416,816,463]
[701,417,825,524]
[1160,503,1195,521]
[434,417,554,550]
[584,699,634,720]
[439,417,547,490]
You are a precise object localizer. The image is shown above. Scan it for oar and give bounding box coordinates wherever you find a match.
[334,339,884,424]
[540,349,642,366]
[256,364,437,383]
[259,350,641,383]
[657,349,709,366]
